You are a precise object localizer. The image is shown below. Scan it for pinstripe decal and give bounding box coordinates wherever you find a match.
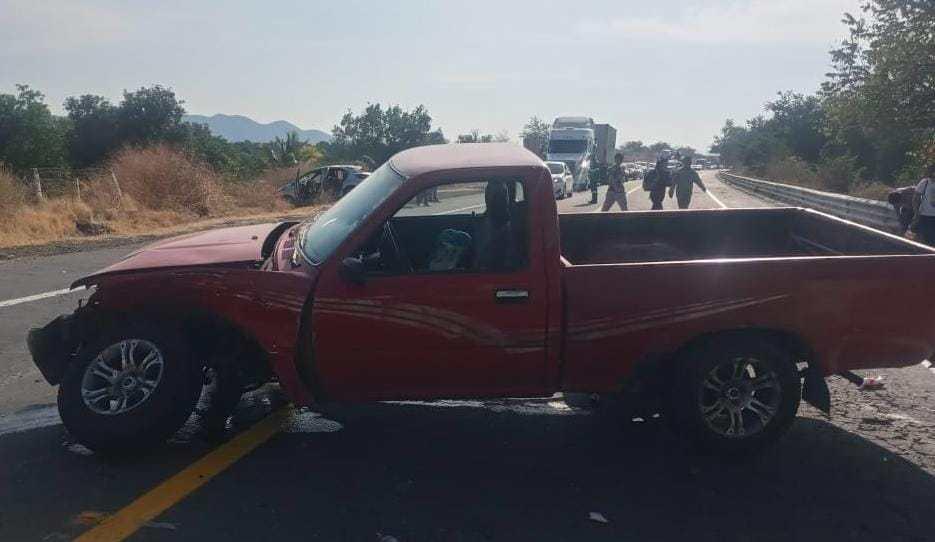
[568,295,790,342]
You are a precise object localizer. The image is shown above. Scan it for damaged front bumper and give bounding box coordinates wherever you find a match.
[26,313,81,385]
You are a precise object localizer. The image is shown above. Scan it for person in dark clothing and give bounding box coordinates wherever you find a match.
[601,152,628,211]
[910,164,935,245]
[669,155,707,209]
[643,157,672,210]
[474,180,516,271]
[589,160,606,204]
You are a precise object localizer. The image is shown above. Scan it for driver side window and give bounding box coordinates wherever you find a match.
[356,179,528,275]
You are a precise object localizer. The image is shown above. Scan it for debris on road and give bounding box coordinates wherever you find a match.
[588,512,609,524]
[72,511,108,526]
[281,408,343,433]
[839,370,887,391]
[144,521,178,531]
[859,376,886,391]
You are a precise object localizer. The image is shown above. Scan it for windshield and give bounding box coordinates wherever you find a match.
[548,139,588,154]
[546,162,565,174]
[298,163,404,264]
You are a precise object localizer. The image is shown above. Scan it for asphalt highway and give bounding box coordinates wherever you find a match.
[2,171,935,542]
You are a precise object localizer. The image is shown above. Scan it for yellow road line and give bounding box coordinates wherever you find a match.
[76,406,291,542]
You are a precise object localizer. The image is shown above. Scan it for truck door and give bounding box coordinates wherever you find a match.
[310,177,550,400]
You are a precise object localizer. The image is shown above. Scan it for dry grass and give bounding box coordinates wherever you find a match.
[225,178,289,213]
[110,145,223,216]
[763,157,822,189]
[0,166,27,213]
[759,155,889,201]
[0,146,306,249]
[850,181,893,201]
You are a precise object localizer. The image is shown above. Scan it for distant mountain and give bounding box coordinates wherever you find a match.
[183,114,332,144]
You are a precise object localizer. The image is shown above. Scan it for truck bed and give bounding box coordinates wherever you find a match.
[559,208,929,264]
[557,207,935,392]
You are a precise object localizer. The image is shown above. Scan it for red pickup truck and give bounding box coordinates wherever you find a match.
[28,143,935,456]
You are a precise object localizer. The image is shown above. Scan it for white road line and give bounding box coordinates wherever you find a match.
[704,188,728,209]
[0,405,61,436]
[0,286,85,309]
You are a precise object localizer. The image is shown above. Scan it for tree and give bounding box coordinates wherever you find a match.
[0,85,68,172]
[457,129,500,143]
[621,140,646,154]
[269,132,303,167]
[64,94,119,168]
[520,116,550,157]
[675,146,697,158]
[322,103,446,165]
[116,85,187,146]
[765,92,826,163]
[648,142,671,154]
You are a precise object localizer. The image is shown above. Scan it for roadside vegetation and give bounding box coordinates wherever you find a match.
[0,82,453,249]
[712,0,934,200]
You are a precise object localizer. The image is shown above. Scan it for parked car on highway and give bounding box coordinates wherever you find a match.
[279,165,370,204]
[28,143,935,457]
[545,160,572,199]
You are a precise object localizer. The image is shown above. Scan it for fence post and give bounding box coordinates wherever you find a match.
[32,168,45,201]
[110,169,123,207]
[75,178,82,202]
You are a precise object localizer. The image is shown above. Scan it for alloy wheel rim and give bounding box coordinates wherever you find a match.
[80,339,165,416]
[698,356,782,438]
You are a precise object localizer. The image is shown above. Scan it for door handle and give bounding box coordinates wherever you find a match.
[495,289,529,303]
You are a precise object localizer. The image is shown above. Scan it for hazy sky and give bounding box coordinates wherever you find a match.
[3,0,863,151]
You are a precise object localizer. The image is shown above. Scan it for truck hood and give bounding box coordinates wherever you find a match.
[73,223,283,288]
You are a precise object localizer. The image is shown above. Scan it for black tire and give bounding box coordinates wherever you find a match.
[671,336,801,456]
[58,321,203,455]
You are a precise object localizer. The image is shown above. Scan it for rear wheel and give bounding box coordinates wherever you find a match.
[58,322,203,455]
[671,337,801,455]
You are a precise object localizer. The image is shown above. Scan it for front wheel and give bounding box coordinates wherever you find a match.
[58,322,203,455]
[671,337,801,456]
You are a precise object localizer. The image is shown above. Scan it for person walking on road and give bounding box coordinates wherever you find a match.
[643,157,672,210]
[602,152,629,211]
[910,164,935,245]
[669,155,707,209]
[589,159,606,204]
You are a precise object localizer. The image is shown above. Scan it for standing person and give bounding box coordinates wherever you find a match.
[669,156,707,209]
[910,164,935,245]
[602,152,629,211]
[589,159,606,204]
[643,157,672,210]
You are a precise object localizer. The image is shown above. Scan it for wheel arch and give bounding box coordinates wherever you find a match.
[74,306,272,390]
[671,327,815,367]
[668,327,829,414]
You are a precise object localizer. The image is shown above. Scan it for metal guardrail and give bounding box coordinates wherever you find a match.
[717,171,901,233]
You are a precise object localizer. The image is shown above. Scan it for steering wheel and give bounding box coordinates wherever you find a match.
[360,222,411,274]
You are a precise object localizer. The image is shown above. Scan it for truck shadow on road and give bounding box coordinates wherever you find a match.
[164,399,935,541]
[2,398,933,541]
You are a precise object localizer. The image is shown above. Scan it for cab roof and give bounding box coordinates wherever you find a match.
[389,143,545,178]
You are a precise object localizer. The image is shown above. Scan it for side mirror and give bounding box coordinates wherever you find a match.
[340,257,366,285]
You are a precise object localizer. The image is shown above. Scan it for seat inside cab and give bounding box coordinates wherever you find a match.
[364,179,529,274]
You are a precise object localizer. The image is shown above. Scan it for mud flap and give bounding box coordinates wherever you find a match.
[802,366,831,415]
